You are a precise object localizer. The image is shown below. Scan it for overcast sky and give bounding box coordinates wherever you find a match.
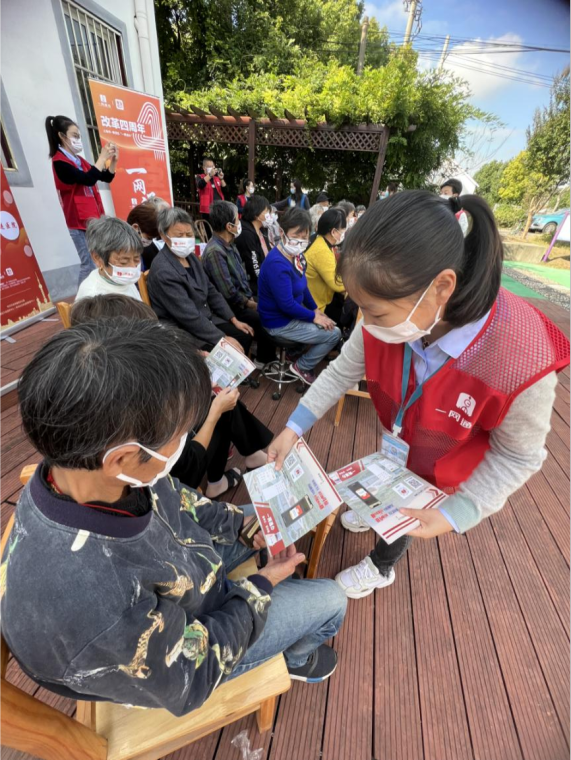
[364,0,570,175]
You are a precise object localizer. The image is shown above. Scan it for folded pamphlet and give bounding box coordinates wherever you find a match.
[205,338,255,394]
[329,453,448,544]
[244,439,343,556]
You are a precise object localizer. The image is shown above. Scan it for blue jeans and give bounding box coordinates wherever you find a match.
[267,320,341,372]
[69,229,96,285]
[217,509,347,673]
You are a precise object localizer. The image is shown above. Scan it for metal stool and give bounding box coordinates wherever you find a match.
[261,334,305,400]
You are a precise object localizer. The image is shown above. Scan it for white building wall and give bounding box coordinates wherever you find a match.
[1,0,168,301]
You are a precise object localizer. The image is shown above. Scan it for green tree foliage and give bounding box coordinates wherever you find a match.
[156,0,493,200]
[496,70,570,237]
[473,160,507,205]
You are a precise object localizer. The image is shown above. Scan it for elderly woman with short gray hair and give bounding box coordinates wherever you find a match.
[75,216,143,302]
[147,206,253,354]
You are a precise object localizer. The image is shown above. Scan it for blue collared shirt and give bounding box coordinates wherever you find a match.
[408,310,491,384]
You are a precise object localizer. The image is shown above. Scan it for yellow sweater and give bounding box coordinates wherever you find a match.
[305,235,345,311]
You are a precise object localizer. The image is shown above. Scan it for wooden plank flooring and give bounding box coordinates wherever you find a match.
[1,298,569,760]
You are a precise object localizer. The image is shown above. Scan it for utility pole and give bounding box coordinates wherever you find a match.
[438,35,450,71]
[403,0,419,45]
[357,16,369,76]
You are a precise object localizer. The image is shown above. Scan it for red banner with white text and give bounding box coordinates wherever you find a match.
[88,80,173,220]
[1,166,52,330]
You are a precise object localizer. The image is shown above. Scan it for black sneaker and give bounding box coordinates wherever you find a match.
[287,644,338,683]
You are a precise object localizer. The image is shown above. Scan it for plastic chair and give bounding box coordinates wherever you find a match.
[0,467,291,760]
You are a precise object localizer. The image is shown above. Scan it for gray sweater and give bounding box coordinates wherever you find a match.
[287,321,558,532]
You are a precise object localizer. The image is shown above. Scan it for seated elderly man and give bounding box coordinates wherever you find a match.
[75,216,143,302]
[1,319,346,716]
[148,206,253,353]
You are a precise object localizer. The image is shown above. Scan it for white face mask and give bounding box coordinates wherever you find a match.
[103,433,188,489]
[246,185,254,194]
[155,239,165,250]
[205,167,214,174]
[440,193,452,200]
[333,229,345,244]
[290,187,296,194]
[347,216,356,228]
[262,212,273,229]
[170,237,195,258]
[69,137,83,154]
[363,282,441,345]
[281,232,308,257]
[231,221,242,238]
[106,264,141,285]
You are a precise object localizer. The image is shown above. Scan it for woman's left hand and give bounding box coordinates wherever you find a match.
[232,318,254,336]
[400,508,454,539]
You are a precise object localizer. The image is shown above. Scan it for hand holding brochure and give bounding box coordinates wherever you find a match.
[205,338,255,394]
[329,453,448,544]
[243,439,343,556]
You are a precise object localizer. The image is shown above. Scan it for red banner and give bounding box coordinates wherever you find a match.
[88,80,173,221]
[1,167,52,330]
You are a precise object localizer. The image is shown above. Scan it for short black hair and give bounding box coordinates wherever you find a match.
[86,217,143,265]
[280,206,311,235]
[387,183,398,194]
[441,178,462,195]
[317,207,347,237]
[338,190,502,328]
[242,195,270,223]
[19,319,211,470]
[70,294,158,326]
[316,192,330,203]
[209,201,238,233]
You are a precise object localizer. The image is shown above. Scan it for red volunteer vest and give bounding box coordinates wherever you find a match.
[364,288,570,492]
[237,193,247,218]
[51,152,105,230]
[198,173,225,214]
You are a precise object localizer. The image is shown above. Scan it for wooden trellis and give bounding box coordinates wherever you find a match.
[166,109,390,206]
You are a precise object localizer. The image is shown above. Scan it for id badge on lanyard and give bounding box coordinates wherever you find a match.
[382,343,449,467]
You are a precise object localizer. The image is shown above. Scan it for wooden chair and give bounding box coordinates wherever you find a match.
[334,311,371,427]
[194,219,213,243]
[1,467,290,760]
[138,270,151,306]
[56,301,72,329]
[334,382,371,427]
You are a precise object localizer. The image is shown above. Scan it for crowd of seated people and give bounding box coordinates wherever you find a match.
[72,185,367,487]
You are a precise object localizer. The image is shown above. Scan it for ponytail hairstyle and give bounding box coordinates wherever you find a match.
[337,190,503,328]
[45,115,77,158]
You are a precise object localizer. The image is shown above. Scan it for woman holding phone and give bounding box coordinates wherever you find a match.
[46,115,118,285]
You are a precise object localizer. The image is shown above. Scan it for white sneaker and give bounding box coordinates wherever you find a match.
[335,557,395,599]
[340,510,371,533]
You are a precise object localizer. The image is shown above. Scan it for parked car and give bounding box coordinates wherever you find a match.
[529,208,569,236]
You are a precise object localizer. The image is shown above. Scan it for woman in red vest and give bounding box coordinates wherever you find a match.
[269,191,570,599]
[196,157,226,224]
[46,115,118,285]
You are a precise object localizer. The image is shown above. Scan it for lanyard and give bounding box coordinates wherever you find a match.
[392,343,449,436]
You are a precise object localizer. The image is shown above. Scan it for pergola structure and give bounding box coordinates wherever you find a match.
[165,106,391,206]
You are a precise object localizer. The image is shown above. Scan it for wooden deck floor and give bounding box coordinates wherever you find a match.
[1,298,569,760]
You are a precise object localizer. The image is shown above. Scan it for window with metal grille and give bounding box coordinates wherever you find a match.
[61,0,128,158]
[1,120,17,171]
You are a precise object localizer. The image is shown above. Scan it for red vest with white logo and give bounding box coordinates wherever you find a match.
[198,173,225,214]
[51,152,105,230]
[363,288,570,492]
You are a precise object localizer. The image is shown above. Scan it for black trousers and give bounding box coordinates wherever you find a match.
[369,535,412,576]
[233,306,276,363]
[173,400,273,486]
[324,293,345,325]
[215,320,253,355]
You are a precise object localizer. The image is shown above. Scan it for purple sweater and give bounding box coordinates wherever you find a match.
[258,247,317,328]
